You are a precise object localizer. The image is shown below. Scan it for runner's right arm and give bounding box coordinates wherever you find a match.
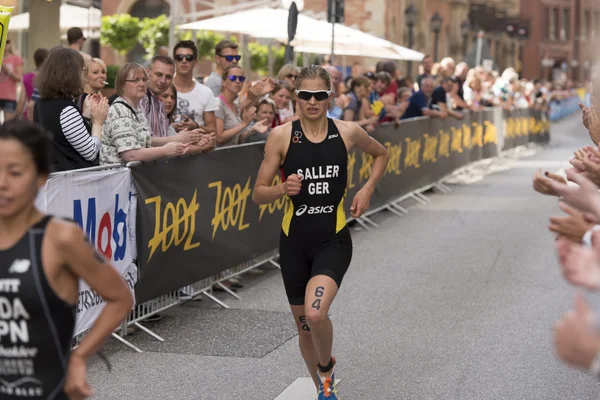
[252,125,301,205]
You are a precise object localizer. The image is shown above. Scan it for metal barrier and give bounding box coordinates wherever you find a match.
[54,103,571,352]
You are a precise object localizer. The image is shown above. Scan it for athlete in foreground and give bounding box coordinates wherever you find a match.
[253,65,389,399]
[0,120,133,399]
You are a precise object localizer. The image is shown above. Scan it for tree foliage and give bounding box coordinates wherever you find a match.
[100,14,142,55]
[139,15,170,60]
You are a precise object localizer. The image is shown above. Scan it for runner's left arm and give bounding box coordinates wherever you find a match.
[57,221,133,359]
[346,122,389,218]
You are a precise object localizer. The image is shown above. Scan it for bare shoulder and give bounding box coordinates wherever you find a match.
[269,121,293,142]
[332,119,367,146]
[47,218,85,250]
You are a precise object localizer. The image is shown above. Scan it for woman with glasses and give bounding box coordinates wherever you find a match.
[34,48,107,172]
[253,65,389,400]
[100,63,190,165]
[0,35,23,122]
[214,65,257,147]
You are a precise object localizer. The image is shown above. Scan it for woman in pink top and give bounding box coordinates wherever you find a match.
[0,35,24,121]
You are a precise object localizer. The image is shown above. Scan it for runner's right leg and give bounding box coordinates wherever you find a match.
[290,305,319,388]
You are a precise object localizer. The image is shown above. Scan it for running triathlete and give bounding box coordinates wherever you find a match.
[253,65,389,399]
[0,120,133,399]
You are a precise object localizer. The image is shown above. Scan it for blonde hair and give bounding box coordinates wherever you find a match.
[277,64,300,81]
[84,57,107,73]
[115,63,148,96]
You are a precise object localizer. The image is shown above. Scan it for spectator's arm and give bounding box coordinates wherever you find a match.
[60,106,101,161]
[26,100,35,122]
[421,108,445,118]
[119,147,170,162]
[343,109,356,121]
[435,102,449,118]
[202,111,217,134]
[6,62,23,83]
[452,95,471,111]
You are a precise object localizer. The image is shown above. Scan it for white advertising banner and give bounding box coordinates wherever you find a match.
[36,167,137,336]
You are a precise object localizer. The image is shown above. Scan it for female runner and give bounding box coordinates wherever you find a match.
[0,120,133,399]
[253,65,389,399]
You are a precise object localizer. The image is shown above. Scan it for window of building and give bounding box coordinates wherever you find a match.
[561,8,569,41]
[583,10,590,40]
[550,8,558,40]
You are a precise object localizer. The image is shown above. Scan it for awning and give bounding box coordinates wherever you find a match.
[177,8,424,61]
[8,4,101,32]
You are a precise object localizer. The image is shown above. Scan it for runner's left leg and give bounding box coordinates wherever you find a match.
[304,275,339,378]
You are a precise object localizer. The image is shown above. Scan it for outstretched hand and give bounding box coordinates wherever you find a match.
[548,169,600,218]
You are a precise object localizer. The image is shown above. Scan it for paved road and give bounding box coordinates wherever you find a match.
[88,114,600,400]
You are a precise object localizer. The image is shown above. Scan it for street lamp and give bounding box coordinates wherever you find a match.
[405,4,418,78]
[430,12,443,61]
[460,20,470,59]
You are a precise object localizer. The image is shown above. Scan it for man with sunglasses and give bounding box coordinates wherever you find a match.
[172,41,218,135]
[205,40,241,97]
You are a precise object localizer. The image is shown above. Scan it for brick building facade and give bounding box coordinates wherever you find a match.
[521,0,599,81]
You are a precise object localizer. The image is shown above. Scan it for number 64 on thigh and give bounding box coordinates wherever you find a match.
[305,275,338,315]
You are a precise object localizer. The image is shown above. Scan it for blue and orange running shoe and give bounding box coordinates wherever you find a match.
[317,357,339,400]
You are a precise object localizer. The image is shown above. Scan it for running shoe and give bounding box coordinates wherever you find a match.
[317,370,339,399]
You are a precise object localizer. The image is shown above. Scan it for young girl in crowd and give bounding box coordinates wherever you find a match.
[270,81,296,127]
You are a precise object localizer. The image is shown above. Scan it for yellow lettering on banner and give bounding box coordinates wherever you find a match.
[146,190,200,262]
[347,151,357,189]
[404,137,421,168]
[422,134,438,163]
[450,127,463,153]
[258,175,286,221]
[208,177,252,240]
[438,130,450,158]
[483,121,498,144]
[521,117,529,136]
[528,117,537,135]
[516,117,524,137]
[384,141,402,175]
[471,122,483,147]
[359,152,373,182]
[462,124,472,149]
[506,118,515,138]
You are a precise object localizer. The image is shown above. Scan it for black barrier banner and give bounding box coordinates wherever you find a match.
[132,108,549,303]
[502,108,551,150]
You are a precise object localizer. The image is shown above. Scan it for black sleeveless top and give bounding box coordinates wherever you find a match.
[0,216,75,399]
[280,118,348,239]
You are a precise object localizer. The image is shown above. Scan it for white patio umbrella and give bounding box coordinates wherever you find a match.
[177,8,424,61]
[8,4,101,32]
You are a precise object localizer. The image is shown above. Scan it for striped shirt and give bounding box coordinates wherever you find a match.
[59,106,101,161]
[139,90,170,138]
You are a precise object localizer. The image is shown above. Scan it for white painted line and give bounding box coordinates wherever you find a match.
[275,377,341,400]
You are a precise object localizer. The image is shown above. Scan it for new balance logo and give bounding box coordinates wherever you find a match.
[8,259,31,274]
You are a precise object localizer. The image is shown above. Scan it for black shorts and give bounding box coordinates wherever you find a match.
[279,227,353,306]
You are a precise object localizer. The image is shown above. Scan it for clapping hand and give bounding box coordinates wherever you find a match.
[549,202,594,242]
[252,118,270,135]
[556,236,600,290]
[580,97,600,144]
[548,169,600,219]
